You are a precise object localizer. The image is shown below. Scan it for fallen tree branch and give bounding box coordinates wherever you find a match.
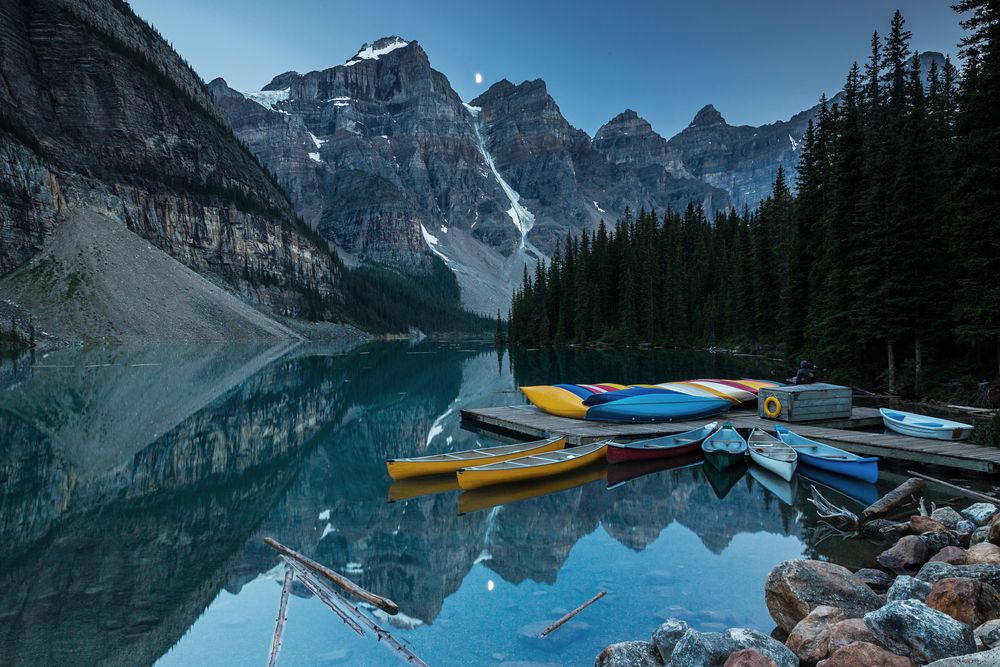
[808,484,859,530]
[907,470,1000,506]
[267,567,294,667]
[282,557,365,637]
[539,591,607,638]
[281,557,428,666]
[265,537,399,615]
[862,478,926,520]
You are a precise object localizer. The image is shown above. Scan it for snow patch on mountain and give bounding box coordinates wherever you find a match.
[420,224,452,265]
[789,134,802,151]
[241,88,290,111]
[308,132,326,149]
[308,152,321,163]
[345,37,409,66]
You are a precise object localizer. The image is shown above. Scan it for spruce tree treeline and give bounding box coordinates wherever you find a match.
[509,5,1000,394]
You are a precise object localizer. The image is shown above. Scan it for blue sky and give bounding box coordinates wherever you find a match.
[130,0,967,137]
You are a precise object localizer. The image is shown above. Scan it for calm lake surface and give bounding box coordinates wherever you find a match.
[0,342,952,666]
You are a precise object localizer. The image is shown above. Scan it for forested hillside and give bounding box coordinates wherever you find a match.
[508,6,1000,395]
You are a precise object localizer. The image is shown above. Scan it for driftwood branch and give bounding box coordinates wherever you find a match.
[282,557,365,637]
[539,591,607,638]
[862,478,926,520]
[281,557,428,666]
[267,567,294,667]
[907,470,1000,506]
[265,537,399,615]
[807,484,859,530]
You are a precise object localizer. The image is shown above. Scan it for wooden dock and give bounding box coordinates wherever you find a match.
[460,405,1000,474]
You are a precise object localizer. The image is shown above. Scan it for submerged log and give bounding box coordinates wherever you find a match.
[266,568,294,667]
[862,478,925,520]
[907,470,1000,505]
[539,591,607,638]
[265,537,399,615]
[282,557,365,637]
[283,557,428,666]
[807,484,859,531]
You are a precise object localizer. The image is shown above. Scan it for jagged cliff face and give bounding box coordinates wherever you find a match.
[213,38,728,314]
[0,0,342,323]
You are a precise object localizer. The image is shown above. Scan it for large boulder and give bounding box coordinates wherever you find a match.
[988,515,1000,546]
[911,516,950,534]
[878,535,930,571]
[669,628,796,667]
[924,645,1000,666]
[785,605,845,665]
[917,562,1000,590]
[965,543,1000,565]
[723,649,777,667]
[862,519,912,542]
[919,531,960,554]
[816,641,914,667]
[764,560,883,632]
[974,618,1000,650]
[933,507,965,529]
[651,618,689,663]
[930,547,967,565]
[828,618,879,652]
[856,568,895,592]
[864,599,977,664]
[962,503,999,526]
[594,641,662,667]
[886,575,933,603]
[925,577,1000,627]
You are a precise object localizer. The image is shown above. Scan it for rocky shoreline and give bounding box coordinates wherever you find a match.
[597,498,1000,666]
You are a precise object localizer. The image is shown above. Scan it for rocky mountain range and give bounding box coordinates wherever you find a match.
[216,36,898,314]
[0,0,353,342]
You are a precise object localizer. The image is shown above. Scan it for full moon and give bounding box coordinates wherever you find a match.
[474,72,483,84]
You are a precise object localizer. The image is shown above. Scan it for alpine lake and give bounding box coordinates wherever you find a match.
[0,342,982,666]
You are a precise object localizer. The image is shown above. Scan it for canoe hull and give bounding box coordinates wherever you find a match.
[585,395,730,423]
[456,443,609,490]
[606,439,702,463]
[796,450,879,484]
[880,408,973,441]
[386,437,565,480]
[749,448,796,482]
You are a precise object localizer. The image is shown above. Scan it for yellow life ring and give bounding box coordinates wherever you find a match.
[763,396,782,419]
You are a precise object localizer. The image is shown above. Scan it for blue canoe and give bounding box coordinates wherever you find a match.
[584,394,730,423]
[582,386,679,406]
[775,425,879,484]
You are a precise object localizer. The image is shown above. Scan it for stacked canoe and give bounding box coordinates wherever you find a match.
[520,378,781,422]
[386,437,607,491]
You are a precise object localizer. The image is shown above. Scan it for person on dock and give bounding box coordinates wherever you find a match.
[790,361,817,385]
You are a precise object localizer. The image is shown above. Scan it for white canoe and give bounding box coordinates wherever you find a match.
[880,408,973,441]
[747,428,798,482]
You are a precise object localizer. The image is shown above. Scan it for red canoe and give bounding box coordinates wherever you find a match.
[605,422,719,464]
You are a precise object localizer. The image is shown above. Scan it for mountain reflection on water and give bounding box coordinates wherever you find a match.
[1,343,893,666]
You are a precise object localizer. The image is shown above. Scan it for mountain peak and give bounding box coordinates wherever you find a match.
[690,104,726,128]
[345,36,412,66]
[594,109,656,142]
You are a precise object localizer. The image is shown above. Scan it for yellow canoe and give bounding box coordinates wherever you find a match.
[457,461,606,514]
[456,441,609,490]
[386,436,565,480]
[520,383,628,418]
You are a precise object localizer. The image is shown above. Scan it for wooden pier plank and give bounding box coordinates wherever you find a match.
[460,405,1000,474]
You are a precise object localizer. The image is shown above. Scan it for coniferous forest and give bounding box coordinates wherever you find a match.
[507,5,1000,396]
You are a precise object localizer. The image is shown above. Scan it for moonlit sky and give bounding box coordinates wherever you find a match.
[129,0,968,137]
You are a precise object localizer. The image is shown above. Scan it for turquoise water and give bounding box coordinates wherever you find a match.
[1,342,902,666]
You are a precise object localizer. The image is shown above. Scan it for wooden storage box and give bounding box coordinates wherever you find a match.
[758,383,852,422]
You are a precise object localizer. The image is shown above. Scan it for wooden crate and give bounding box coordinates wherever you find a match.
[758,383,852,422]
